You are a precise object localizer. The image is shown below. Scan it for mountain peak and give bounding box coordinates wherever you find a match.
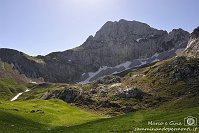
[0,48,24,57]
[91,19,164,42]
[100,19,151,31]
[191,26,199,39]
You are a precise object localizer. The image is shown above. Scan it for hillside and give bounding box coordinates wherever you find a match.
[0,60,29,100]
[0,99,105,133]
[50,106,199,133]
[15,56,199,117]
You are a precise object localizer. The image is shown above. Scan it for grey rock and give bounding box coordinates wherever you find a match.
[0,20,190,83]
[96,75,121,84]
[117,88,145,99]
[184,27,199,58]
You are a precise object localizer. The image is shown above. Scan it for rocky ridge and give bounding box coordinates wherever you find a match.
[184,26,199,58]
[0,20,190,83]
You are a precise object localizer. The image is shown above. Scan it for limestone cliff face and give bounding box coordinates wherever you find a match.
[80,20,168,65]
[184,27,199,58]
[0,20,190,83]
[77,20,189,67]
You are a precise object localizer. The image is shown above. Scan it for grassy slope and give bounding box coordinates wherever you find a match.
[0,100,198,133]
[122,57,199,109]
[0,79,27,100]
[17,83,56,100]
[18,83,94,101]
[0,99,105,133]
[0,61,27,100]
[49,107,199,133]
[124,57,199,93]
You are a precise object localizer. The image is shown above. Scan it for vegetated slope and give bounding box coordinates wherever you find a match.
[18,56,199,116]
[48,106,199,133]
[123,56,199,109]
[0,60,29,100]
[0,48,45,81]
[0,99,105,133]
[0,20,190,83]
[1,99,198,133]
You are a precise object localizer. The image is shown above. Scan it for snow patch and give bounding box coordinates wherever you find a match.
[79,66,109,84]
[25,89,30,92]
[112,71,119,74]
[185,40,196,51]
[169,48,175,52]
[10,93,23,101]
[152,58,160,63]
[152,53,159,58]
[140,61,147,65]
[116,61,131,69]
[79,61,132,84]
[82,73,85,76]
[10,89,30,101]
[136,38,144,42]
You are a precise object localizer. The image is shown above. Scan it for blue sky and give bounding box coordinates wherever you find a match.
[0,0,199,56]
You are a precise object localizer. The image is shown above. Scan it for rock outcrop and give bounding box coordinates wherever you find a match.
[184,27,199,58]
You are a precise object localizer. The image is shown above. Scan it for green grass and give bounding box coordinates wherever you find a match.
[22,53,45,64]
[49,107,199,133]
[0,79,26,100]
[124,57,199,97]
[0,60,27,100]
[0,99,106,133]
[18,83,94,101]
[1,99,198,133]
[18,84,55,100]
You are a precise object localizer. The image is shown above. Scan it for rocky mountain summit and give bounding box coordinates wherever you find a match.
[184,26,199,58]
[0,20,190,83]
